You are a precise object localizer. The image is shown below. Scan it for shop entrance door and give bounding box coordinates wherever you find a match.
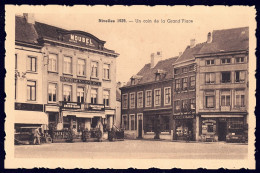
[138,115,142,138]
[218,122,227,141]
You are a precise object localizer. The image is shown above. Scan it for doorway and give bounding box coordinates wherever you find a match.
[218,121,227,141]
[138,114,143,138]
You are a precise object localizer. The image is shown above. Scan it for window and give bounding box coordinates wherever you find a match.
[77,59,86,76]
[77,87,85,103]
[221,72,231,83]
[63,56,72,74]
[91,61,98,78]
[130,114,135,130]
[131,79,135,85]
[182,99,189,112]
[182,67,188,73]
[207,125,214,132]
[122,115,128,130]
[221,58,231,64]
[175,79,181,90]
[189,65,194,71]
[130,93,135,108]
[122,94,128,109]
[182,78,188,90]
[154,89,161,106]
[103,64,110,80]
[103,90,110,107]
[190,76,195,88]
[236,57,245,63]
[146,90,152,107]
[174,69,180,75]
[91,88,98,104]
[164,87,171,105]
[221,90,231,106]
[205,90,215,108]
[205,73,215,84]
[48,54,58,72]
[235,71,246,83]
[174,100,181,113]
[206,60,215,65]
[155,74,160,81]
[137,91,143,108]
[235,90,245,107]
[48,83,57,102]
[191,98,195,110]
[63,85,72,101]
[27,56,36,72]
[27,80,36,101]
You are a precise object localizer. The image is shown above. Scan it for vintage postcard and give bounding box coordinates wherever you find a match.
[5,5,256,169]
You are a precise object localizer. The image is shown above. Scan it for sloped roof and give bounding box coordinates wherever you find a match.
[124,57,178,87]
[198,27,249,54]
[15,16,39,44]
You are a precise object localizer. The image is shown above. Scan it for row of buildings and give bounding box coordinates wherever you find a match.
[120,27,249,142]
[14,14,121,136]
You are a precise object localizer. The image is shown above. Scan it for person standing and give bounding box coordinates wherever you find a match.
[33,128,41,145]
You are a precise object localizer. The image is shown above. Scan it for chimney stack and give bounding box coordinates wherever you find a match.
[207,32,212,43]
[23,13,35,24]
[150,53,155,68]
[190,39,196,48]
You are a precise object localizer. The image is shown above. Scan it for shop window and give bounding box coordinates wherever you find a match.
[130,93,135,108]
[77,58,86,76]
[205,90,215,108]
[221,90,231,106]
[221,58,231,64]
[122,115,128,130]
[235,90,245,107]
[103,63,110,80]
[130,114,135,130]
[27,56,37,72]
[235,71,246,83]
[236,57,245,63]
[164,87,171,105]
[144,116,155,133]
[91,88,98,104]
[137,91,143,108]
[207,125,214,132]
[161,116,170,132]
[182,78,188,90]
[63,85,72,101]
[48,83,57,102]
[27,80,36,101]
[103,90,110,107]
[122,94,128,109]
[206,59,215,66]
[154,89,161,106]
[91,61,98,78]
[175,79,181,91]
[190,76,195,88]
[205,73,215,84]
[146,90,152,107]
[77,87,85,103]
[48,54,58,72]
[201,119,217,134]
[221,72,231,83]
[63,56,72,74]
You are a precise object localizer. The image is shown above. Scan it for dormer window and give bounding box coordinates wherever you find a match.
[131,78,136,85]
[131,75,142,85]
[155,69,166,81]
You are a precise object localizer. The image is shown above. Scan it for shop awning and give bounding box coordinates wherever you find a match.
[62,111,105,118]
[201,115,244,118]
[15,110,48,124]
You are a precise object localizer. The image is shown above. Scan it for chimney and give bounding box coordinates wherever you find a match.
[207,32,212,43]
[23,13,35,24]
[190,39,196,48]
[150,53,155,68]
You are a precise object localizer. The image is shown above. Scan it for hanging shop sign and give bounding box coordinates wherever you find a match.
[61,101,81,110]
[87,104,105,111]
[15,102,44,112]
[60,76,101,86]
[173,114,195,119]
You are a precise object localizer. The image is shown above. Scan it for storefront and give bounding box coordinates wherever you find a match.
[173,114,196,141]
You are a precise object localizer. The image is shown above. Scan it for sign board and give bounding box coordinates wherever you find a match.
[45,105,59,112]
[87,104,105,111]
[173,114,195,119]
[60,76,101,86]
[61,102,81,109]
[15,102,44,112]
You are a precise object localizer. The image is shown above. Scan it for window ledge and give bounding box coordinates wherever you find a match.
[103,79,111,82]
[48,71,58,74]
[77,75,87,78]
[90,77,99,80]
[26,71,38,74]
[63,73,73,76]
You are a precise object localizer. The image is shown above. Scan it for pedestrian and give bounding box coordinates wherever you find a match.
[186,131,191,142]
[33,128,41,145]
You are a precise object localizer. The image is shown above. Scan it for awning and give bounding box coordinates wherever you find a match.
[62,111,105,118]
[15,110,48,124]
[201,115,244,118]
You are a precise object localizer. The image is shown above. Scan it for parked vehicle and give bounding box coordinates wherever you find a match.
[226,132,248,143]
[108,125,124,141]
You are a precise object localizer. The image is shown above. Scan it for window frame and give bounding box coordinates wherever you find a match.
[122,114,129,130]
[27,56,37,72]
[63,84,72,102]
[182,77,188,90]
[27,80,36,101]
[91,61,99,78]
[77,58,86,76]
[221,71,231,83]
[164,87,171,106]
[137,91,143,108]
[154,88,161,107]
[205,90,215,109]
[235,71,246,83]
[91,88,98,104]
[205,72,216,84]
[129,92,136,109]
[103,63,110,80]
[103,90,110,107]
[235,57,245,63]
[205,59,215,66]
[175,79,181,91]
[190,76,196,88]
[145,90,152,107]
[174,100,181,113]
[122,93,128,109]
[129,114,135,131]
[63,56,72,74]
[220,90,231,106]
[221,58,231,64]
[235,90,245,108]
[48,53,58,72]
[77,86,85,103]
[48,82,57,103]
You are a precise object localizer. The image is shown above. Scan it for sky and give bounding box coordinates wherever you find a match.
[15,6,255,84]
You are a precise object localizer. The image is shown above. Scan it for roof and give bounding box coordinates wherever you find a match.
[15,16,39,44]
[198,27,249,54]
[124,57,178,87]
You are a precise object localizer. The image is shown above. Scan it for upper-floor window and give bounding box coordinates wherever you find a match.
[174,100,181,113]
[235,90,245,108]
[48,83,57,102]
[63,85,72,101]
[103,64,110,80]
[63,56,72,74]
[182,67,188,73]
[154,89,161,106]
[122,94,128,109]
[221,72,231,83]
[174,68,180,75]
[77,59,86,76]
[131,79,135,85]
[175,79,181,90]
[221,58,231,64]
[190,76,195,88]
[206,60,215,66]
[91,61,98,78]
[191,98,195,110]
[27,56,37,72]
[103,90,110,107]
[146,90,152,107]
[236,57,245,63]
[182,77,188,90]
[235,71,246,83]
[48,54,58,72]
[27,80,36,101]
[205,73,215,84]
[164,87,171,105]
[189,65,194,71]
[130,93,135,108]
[205,90,215,108]
[221,90,231,106]
[77,87,85,103]
[137,91,143,108]
[122,115,128,130]
[91,88,98,104]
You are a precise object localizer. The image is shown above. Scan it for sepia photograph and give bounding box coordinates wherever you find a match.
[5,5,256,169]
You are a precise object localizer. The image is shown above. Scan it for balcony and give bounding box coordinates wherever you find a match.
[220,106,231,111]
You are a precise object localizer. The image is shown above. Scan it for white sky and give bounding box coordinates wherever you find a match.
[15,6,254,84]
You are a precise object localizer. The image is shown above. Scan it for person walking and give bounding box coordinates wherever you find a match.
[33,128,41,145]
